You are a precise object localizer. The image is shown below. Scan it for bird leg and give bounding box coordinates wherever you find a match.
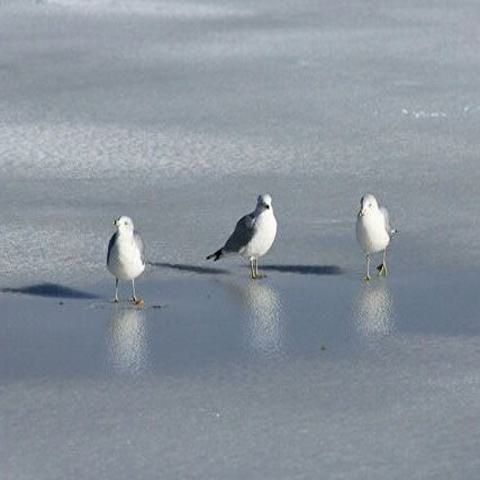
[131,279,137,302]
[364,255,371,281]
[253,258,267,279]
[131,280,144,306]
[250,259,256,279]
[114,278,119,302]
[377,250,388,277]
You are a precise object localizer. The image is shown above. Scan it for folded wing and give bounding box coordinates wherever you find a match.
[107,232,118,265]
[224,213,256,253]
[380,207,397,235]
[134,231,146,265]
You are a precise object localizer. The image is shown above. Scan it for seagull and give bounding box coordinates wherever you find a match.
[207,194,277,279]
[356,194,397,281]
[107,216,146,304]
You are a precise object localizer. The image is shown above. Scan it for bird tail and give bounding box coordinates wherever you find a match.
[206,248,224,261]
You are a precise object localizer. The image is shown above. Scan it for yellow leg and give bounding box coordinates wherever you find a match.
[364,255,371,281]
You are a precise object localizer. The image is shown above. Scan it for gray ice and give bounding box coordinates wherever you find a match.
[2,1,480,479]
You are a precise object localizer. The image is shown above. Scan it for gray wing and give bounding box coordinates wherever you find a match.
[134,231,146,265]
[380,207,395,235]
[223,213,256,253]
[107,232,118,265]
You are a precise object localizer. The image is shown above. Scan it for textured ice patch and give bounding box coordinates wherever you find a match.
[0,122,307,181]
[28,0,252,18]
[401,108,447,119]
[0,221,103,282]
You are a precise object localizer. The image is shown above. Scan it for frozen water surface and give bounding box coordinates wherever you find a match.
[1,0,480,478]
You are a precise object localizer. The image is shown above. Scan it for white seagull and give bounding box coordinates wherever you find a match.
[107,216,146,303]
[207,194,277,279]
[356,194,397,281]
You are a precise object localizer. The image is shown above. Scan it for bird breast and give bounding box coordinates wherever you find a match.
[107,235,145,280]
[356,214,390,254]
[244,211,277,258]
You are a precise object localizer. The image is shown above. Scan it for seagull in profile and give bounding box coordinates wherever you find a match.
[107,216,145,304]
[207,194,277,279]
[356,194,397,281]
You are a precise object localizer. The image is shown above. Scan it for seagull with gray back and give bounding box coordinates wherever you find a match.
[356,193,397,281]
[207,194,277,279]
[107,216,145,304]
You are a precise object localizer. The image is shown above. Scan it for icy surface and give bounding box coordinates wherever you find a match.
[1,1,480,478]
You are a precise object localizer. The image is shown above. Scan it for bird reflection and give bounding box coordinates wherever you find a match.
[107,307,148,375]
[238,282,283,357]
[354,283,395,339]
[224,282,283,357]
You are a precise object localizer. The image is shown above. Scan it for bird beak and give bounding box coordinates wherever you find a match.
[113,219,118,226]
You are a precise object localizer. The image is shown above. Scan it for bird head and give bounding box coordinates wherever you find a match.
[113,216,135,234]
[257,193,273,211]
[358,194,379,217]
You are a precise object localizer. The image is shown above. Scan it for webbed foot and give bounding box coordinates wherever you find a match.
[133,297,145,308]
[377,263,388,277]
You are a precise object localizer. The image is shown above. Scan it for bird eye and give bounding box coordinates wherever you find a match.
[369,203,372,207]
[124,221,128,226]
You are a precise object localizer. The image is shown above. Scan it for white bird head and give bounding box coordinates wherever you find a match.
[114,215,135,234]
[257,194,273,212]
[359,193,379,217]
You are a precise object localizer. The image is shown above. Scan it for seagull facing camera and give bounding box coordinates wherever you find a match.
[107,215,146,304]
[356,194,397,281]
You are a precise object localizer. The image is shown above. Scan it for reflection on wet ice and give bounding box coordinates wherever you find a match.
[220,279,284,358]
[241,282,283,357]
[354,282,395,339]
[107,307,148,375]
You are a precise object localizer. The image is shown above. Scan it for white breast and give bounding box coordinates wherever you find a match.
[356,213,390,254]
[243,210,277,259]
[107,234,145,281]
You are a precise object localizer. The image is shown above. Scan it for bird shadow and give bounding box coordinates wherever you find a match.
[261,264,343,276]
[149,262,342,277]
[0,283,100,299]
[149,262,231,275]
